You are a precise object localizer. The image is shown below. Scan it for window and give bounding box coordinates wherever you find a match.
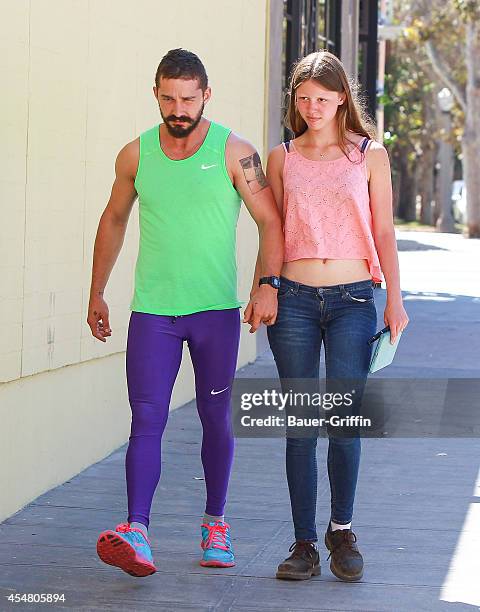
[283,0,340,93]
[282,0,341,138]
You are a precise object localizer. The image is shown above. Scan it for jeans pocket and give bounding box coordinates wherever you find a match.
[341,289,374,304]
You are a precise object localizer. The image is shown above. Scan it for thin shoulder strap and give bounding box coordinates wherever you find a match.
[360,137,370,153]
[282,141,290,153]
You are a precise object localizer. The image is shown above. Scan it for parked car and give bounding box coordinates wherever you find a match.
[452,179,467,224]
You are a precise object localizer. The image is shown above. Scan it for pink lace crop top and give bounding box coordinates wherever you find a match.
[282,137,383,283]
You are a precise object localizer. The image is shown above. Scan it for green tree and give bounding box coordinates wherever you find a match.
[383,47,434,222]
[405,0,480,237]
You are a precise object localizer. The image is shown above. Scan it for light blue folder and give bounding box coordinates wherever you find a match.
[369,329,402,373]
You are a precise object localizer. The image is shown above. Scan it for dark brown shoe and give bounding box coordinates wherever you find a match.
[325,524,363,581]
[276,541,321,580]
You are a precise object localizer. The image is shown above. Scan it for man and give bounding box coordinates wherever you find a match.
[87,48,283,577]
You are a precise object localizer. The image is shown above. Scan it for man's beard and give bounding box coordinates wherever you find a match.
[161,102,204,138]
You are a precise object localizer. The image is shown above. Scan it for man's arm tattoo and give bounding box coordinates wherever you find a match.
[239,152,269,195]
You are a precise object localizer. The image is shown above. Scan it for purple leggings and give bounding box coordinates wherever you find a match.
[125,308,240,528]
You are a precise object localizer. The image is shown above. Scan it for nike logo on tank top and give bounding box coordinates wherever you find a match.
[131,121,242,315]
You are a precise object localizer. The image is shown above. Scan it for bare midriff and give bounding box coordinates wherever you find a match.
[282,258,372,287]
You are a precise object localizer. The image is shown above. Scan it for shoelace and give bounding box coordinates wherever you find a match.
[116,522,151,546]
[327,529,357,560]
[288,541,317,559]
[202,522,230,551]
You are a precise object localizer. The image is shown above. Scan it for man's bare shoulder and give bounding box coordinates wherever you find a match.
[225,132,265,181]
[226,132,257,158]
[116,138,140,178]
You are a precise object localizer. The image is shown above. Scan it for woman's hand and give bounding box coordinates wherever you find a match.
[384,297,409,344]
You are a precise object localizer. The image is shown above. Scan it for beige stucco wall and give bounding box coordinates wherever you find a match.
[0,0,269,522]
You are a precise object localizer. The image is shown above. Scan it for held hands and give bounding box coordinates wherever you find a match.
[384,297,409,344]
[243,285,278,333]
[87,292,112,342]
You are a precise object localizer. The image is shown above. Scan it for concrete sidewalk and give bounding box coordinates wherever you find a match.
[1,231,480,611]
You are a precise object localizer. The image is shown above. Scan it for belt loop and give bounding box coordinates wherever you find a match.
[339,284,347,298]
[293,281,300,295]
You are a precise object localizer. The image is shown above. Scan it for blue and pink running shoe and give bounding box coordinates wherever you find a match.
[96,523,156,577]
[200,521,235,567]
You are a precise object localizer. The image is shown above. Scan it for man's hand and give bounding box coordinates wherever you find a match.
[243,285,278,333]
[87,293,112,342]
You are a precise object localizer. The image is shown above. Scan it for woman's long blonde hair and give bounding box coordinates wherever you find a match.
[285,51,376,161]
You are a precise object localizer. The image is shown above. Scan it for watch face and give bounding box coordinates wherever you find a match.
[272,277,281,288]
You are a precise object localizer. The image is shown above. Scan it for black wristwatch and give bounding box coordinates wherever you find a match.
[259,276,281,289]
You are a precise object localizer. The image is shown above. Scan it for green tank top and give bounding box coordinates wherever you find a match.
[131,121,243,316]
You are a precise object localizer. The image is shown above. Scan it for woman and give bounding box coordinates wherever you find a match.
[265,51,409,582]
